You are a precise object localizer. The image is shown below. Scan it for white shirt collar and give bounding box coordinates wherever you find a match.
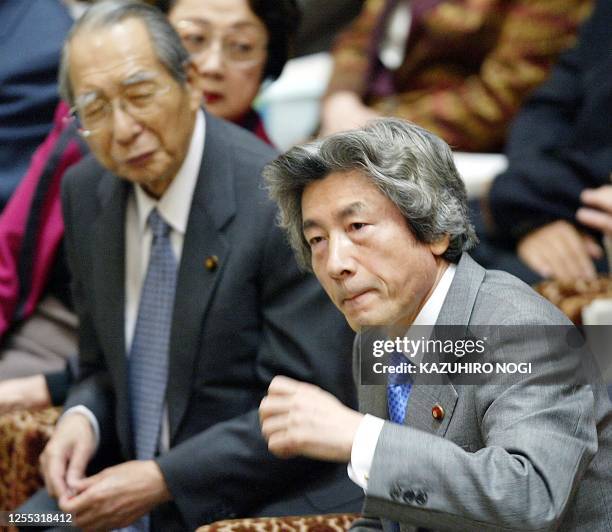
[413,262,457,326]
[133,109,205,236]
[396,263,456,363]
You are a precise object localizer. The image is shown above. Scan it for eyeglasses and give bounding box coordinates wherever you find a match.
[69,78,171,137]
[175,19,267,66]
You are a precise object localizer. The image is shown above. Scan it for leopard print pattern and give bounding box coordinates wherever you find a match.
[0,407,59,512]
[535,275,612,324]
[197,513,360,532]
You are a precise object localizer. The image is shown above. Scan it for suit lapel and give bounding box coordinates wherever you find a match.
[436,253,485,327]
[167,113,235,441]
[403,254,486,435]
[360,254,485,435]
[404,383,457,437]
[92,172,132,455]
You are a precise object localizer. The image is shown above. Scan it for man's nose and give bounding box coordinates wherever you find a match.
[326,234,356,279]
[111,100,142,144]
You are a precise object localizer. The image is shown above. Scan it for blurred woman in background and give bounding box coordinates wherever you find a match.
[168,0,299,144]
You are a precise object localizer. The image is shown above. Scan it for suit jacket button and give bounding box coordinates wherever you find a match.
[205,255,219,271]
[415,491,428,505]
[402,489,415,503]
[431,404,445,421]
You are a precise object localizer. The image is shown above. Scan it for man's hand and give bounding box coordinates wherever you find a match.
[39,412,96,500]
[0,374,51,414]
[58,460,171,531]
[517,220,602,281]
[259,375,363,462]
[577,185,612,234]
[320,91,382,137]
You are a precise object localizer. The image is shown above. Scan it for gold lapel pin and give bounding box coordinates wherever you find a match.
[204,255,219,272]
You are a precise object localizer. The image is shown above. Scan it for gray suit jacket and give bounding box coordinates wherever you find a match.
[352,253,612,531]
[60,112,362,529]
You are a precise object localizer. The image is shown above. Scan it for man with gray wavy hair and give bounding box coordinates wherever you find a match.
[259,118,612,531]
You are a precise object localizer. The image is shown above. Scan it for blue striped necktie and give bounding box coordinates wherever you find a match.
[125,208,177,532]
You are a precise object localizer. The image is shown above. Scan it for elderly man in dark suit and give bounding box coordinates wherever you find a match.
[17,1,361,530]
[260,118,612,531]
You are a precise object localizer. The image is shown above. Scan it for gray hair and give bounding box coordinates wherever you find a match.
[58,0,190,106]
[264,118,478,270]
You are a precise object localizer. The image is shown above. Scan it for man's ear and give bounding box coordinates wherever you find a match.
[184,60,203,111]
[429,234,450,256]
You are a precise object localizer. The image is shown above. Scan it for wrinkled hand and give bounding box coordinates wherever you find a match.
[577,185,612,235]
[320,91,381,137]
[0,374,51,415]
[59,460,171,531]
[517,220,602,281]
[259,375,363,462]
[39,412,96,500]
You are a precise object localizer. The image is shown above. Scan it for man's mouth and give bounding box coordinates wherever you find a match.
[342,289,375,306]
[125,151,155,166]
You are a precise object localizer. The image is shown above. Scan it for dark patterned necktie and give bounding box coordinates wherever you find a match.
[125,208,177,532]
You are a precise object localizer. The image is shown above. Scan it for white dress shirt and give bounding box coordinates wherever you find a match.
[65,110,206,451]
[348,262,457,489]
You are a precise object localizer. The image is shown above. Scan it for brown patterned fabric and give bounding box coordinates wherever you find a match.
[326,0,592,151]
[534,276,612,324]
[197,513,360,532]
[0,407,59,512]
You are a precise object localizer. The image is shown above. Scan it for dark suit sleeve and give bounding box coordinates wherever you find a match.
[60,165,114,441]
[487,1,612,242]
[44,364,72,406]
[156,206,357,526]
[487,44,583,242]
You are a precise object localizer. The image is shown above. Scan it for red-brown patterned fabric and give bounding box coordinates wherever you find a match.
[326,0,592,151]
[534,276,612,325]
[197,513,360,532]
[0,408,59,512]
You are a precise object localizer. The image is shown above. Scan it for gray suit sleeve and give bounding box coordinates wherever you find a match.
[363,318,598,531]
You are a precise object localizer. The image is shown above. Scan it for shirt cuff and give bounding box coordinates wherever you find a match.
[62,405,100,451]
[347,414,385,490]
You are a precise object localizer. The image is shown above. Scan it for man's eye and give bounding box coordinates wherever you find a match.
[350,222,367,231]
[82,101,106,119]
[182,33,208,48]
[127,91,155,103]
[126,85,155,98]
[308,236,324,247]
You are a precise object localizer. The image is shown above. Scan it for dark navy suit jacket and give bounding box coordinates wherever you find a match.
[488,0,612,243]
[0,0,72,210]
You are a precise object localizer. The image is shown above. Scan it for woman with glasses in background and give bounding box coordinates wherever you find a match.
[169,0,299,145]
[0,0,299,412]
